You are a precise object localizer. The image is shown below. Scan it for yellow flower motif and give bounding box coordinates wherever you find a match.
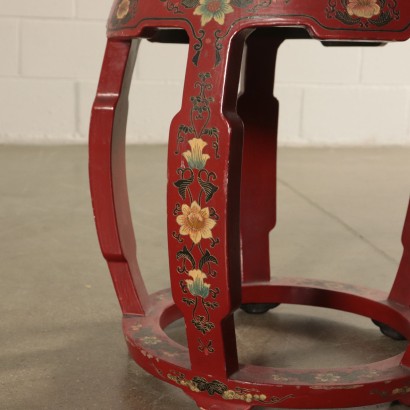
[117,0,130,19]
[346,0,381,18]
[185,270,211,298]
[183,138,210,170]
[176,201,216,244]
[222,390,236,400]
[194,0,234,26]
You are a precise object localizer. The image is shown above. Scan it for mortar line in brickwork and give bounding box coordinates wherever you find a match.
[72,0,77,18]
[74,82,81,138]
[358,48,364,84]
[278,177,399,266]
[297,88,305,140]
[405,91,410,139]
[287,83,408,90]
[17,18,22,77]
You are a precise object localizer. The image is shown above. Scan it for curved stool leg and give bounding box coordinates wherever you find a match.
[372,202,410,343]
[238,30,284,285]
[89,39,149,315]
[389,201,410,307]
[389,201,410,366]
[167,32,245,379]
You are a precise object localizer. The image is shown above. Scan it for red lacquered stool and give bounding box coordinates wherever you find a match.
[89,1,410,408]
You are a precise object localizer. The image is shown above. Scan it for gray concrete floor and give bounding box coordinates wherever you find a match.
[1,145,409,410]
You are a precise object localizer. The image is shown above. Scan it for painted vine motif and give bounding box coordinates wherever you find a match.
[168,372,295,404]
[161,0,293,26]
[161,0,293,65]
[326,0,400,27]
[111,0,293,65]
[173,73,221,341]
[113,0,293,27]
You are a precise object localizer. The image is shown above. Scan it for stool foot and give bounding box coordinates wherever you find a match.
[372,319,406,341]
[240,303,279,314]
[397,398,410,407]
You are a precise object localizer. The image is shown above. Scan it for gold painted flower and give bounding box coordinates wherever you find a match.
[176,201,216,244]
[117,0,130,19]
[222,390,236,400]
[185,270,211,298]
[346,0,381,18]
[194,0,234,26]
[183,138,210,170]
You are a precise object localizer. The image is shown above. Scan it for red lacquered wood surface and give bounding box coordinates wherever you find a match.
[238,29,282,283]
[89,39,148,315]
[89,0,410,408]
[389,203,410,308]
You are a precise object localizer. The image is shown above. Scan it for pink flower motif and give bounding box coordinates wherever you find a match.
[346,0,381,18]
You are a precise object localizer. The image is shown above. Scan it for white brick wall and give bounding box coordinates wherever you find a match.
[0,1,409,145]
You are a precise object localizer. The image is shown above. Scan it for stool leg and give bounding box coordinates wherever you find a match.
[389,201,410,367]
[167,33,245,378]
[89,39,149,315]
[238,30,284,283]
[388,200,410,307]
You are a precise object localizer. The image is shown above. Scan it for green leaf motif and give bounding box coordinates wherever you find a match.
[199,250,218,270]
[192,377,228,395]
[204,301,219,310]
[177,246,196,268]
[182,297,196,306]
[370,11,393,27]
[203,127,219,137]
[199,178,218,203]
[179,124,193,134]
[231,0,253,7]
[192,318,215,334]
[182,0,199,8]
[335,10,360,25]
[174,175,194,200]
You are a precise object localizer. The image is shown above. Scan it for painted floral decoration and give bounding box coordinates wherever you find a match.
[194,0,234,26]
[186,270,211,298]
[183,138,210,170]
[176,201,216,244]
[346,0,380,18]
[326,0,399,28]
[117,0,131,19]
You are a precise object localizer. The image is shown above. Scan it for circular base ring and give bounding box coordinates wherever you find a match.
[124,278,410,409]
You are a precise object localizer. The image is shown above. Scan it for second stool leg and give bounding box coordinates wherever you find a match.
[238,30,284,284]
[372,201,410,344]
[167,32,245,379]
[389,200,410,308]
